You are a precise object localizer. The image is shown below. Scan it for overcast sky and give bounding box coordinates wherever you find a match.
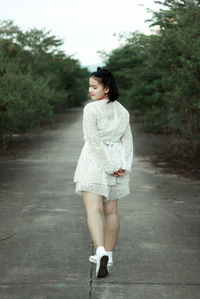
[0,0,160,67]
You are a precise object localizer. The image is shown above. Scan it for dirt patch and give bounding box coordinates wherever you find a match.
[133,122,200,180]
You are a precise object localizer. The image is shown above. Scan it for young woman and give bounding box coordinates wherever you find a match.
[73,67,134,278]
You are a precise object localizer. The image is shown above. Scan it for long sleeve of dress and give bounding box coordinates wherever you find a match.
[83,104,121,175]
[120,117,134,173]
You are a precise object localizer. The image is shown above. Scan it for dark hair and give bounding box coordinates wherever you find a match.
[90,67,119,103]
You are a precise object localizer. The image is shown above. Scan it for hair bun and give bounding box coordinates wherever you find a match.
[97,67,101,71]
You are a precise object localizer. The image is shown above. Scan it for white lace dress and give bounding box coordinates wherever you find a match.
[73,99,134,202]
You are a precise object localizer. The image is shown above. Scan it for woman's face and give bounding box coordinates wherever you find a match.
[89,77,109,101]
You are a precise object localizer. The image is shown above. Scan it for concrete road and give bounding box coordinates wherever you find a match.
[0,106,200,299]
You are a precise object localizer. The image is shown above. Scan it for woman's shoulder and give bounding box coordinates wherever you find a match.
[84,100,129,117]
[83,101,99,118]
[83,101,97,111]
[84,100,108,113]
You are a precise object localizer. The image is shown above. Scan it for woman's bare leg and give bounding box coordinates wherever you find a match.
[82,191,105,248]
[103,199,120,251]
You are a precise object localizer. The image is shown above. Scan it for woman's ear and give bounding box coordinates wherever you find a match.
[104,86,109,94]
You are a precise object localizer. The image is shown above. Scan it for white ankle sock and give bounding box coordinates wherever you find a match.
[105,251,113,261]
[105,251,113,257]
[96,246,106,255]
[95,247,113,258]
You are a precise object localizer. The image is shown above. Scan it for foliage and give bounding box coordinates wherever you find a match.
[103,0,200,139]
[0,20,90,146]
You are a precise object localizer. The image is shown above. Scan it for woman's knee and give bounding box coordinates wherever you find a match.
[87,204,103,216]
[82,191,103,215]
[103,200,118,216]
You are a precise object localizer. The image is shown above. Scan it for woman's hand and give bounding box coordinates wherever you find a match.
[112,169,126,176]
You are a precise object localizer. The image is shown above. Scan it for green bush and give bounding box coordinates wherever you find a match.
[0,20,90,146]
[0,61,55,145]
[102,0,200,140]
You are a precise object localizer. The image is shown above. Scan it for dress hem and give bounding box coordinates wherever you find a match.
[74,182,130,202]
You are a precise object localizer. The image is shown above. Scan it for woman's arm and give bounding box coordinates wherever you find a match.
[83,104,121,175]
[120,116,134,173]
